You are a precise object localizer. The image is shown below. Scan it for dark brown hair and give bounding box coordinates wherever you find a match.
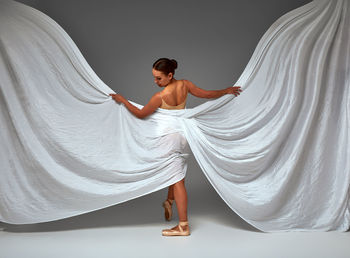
[152,58,178,75]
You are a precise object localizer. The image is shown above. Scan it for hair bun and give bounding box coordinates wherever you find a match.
[152,57,178,75]
[171,59,178,69]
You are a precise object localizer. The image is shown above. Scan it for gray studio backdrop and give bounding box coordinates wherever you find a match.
[14,0,311,226]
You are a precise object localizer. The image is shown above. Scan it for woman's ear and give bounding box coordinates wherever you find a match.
[168,72,173,80]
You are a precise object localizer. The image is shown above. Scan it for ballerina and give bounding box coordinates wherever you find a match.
[109,57,242,236]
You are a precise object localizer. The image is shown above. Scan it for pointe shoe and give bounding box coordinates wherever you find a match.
[162,221,191,236]
[162,199,173,221]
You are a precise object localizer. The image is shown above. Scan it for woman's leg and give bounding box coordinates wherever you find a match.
[167,184,174,200]
[162,178,190,236]
[173,178,188,222]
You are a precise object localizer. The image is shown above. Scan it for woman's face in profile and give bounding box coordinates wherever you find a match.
[152,68,172,87]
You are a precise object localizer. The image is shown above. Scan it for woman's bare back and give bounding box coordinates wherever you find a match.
[159,80,188,110]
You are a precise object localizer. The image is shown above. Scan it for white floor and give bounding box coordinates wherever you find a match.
[1,185,349,258]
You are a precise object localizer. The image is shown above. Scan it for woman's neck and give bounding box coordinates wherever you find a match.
[165,78,177,88]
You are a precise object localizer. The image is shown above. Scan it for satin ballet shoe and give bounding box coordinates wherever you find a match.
[162,221,190,236]
[162,199,174,221]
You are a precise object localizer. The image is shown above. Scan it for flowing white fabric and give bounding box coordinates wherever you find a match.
[0,0,349,232]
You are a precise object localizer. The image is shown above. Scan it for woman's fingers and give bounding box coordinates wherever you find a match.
[109,94,119,102]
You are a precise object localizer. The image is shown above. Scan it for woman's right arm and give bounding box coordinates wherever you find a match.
[183,79,241,98]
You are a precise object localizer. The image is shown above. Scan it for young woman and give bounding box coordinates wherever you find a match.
[109,58,242,236]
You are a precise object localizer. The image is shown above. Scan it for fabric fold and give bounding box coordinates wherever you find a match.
[0,0,349,232]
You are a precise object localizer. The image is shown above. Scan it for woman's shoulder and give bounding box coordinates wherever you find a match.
[177,79,189,93]
[180,79,189,84]
[180,79,196,87]
[179,79,190,89]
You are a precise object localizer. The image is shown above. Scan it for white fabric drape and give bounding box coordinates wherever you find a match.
[0,0,349,232]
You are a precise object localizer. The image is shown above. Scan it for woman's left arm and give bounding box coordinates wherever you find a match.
[109,93,162,119]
